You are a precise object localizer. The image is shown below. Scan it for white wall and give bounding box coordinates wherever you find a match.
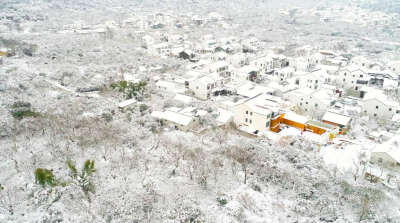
[234,103,271,135]
[189,81,209,100]
[362,99,397,120]
[337,69,366,89]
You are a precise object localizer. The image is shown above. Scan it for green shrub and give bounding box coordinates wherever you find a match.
[139,104,148,113]
[83,160,96,177]
[216,197,228,206]
[111,80,147,99]
[66,159,78,179]
[67,159,96,196]
[10,101,39,120]
[250,183,262,192]
[11,101,31,108]
[34,168,57,187]
[101,112,113,122]
[11,109,39,120]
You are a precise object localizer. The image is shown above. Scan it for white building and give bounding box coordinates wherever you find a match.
[387,60,400,73]
[235,82,275,98]
[272,55,290,69]
[242,37,260,51]
[351,56,373,69]
[284,88,338,118]
[370,134,400,169]
[151,110,198,131]
[207,61,231,77]
[211,51,228,62]
[273,67,295,81]
[229,53,250,68]
[295,69,327,90]
[292,57,315,72]
[141,35,155,48]
[233,93,282,135]
[251,55,274,73]
[152,42,170,56]
[361,87,400,120]
[188,73,225,100]
[155,80,185,93]
[337,65,368,90]
[233,65,260,82]
[118,98,137,109]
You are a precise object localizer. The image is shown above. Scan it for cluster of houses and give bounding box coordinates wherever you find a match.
[141,29,400,139]
[101,12,399,184]
[309,5,399,27]
[46,10,400,183]
[92,12,398,131]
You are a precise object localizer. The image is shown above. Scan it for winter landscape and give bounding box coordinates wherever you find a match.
[1,0,400,222]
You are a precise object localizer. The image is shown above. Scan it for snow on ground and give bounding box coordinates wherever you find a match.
[320,144,364,174]
[278,126,328,144]
[1,0,400,222]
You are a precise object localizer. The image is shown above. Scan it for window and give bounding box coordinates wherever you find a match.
[344,72,347,76]
[249,119,252,124]
[378,158,383,163]
[376,106,379,109]
[343,78,346,82]
[374,113,377,117]
[246,111,248,114]
[397,110,400,114]
[306,102,308,105]
[300,103,303,106]
[389,108,392,112]
[315,104,318,107]
[301,98,303,101]
[305,109,308,112]
[266,121,270,127]
[250,112,253,116]
[245,118,248,122]
[360,75,363,78]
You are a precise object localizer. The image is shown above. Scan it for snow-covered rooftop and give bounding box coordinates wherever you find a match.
[322,111,351,126]
[156,80,176,89]
[118,98,137,108]
[372,134,400,163]
[236,82,275,98]
[151,110,194,126]
[283,112,308,124]
[174,94,193,104]
[362,87,400,108]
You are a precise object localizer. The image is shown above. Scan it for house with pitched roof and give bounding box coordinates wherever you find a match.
[360,87,400,120]
[188,73,225,100]
[233,93,283,135]
[370,134,400,170]
[337,65,369,90]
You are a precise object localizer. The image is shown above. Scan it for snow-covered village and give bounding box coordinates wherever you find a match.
[1,0,400,222]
